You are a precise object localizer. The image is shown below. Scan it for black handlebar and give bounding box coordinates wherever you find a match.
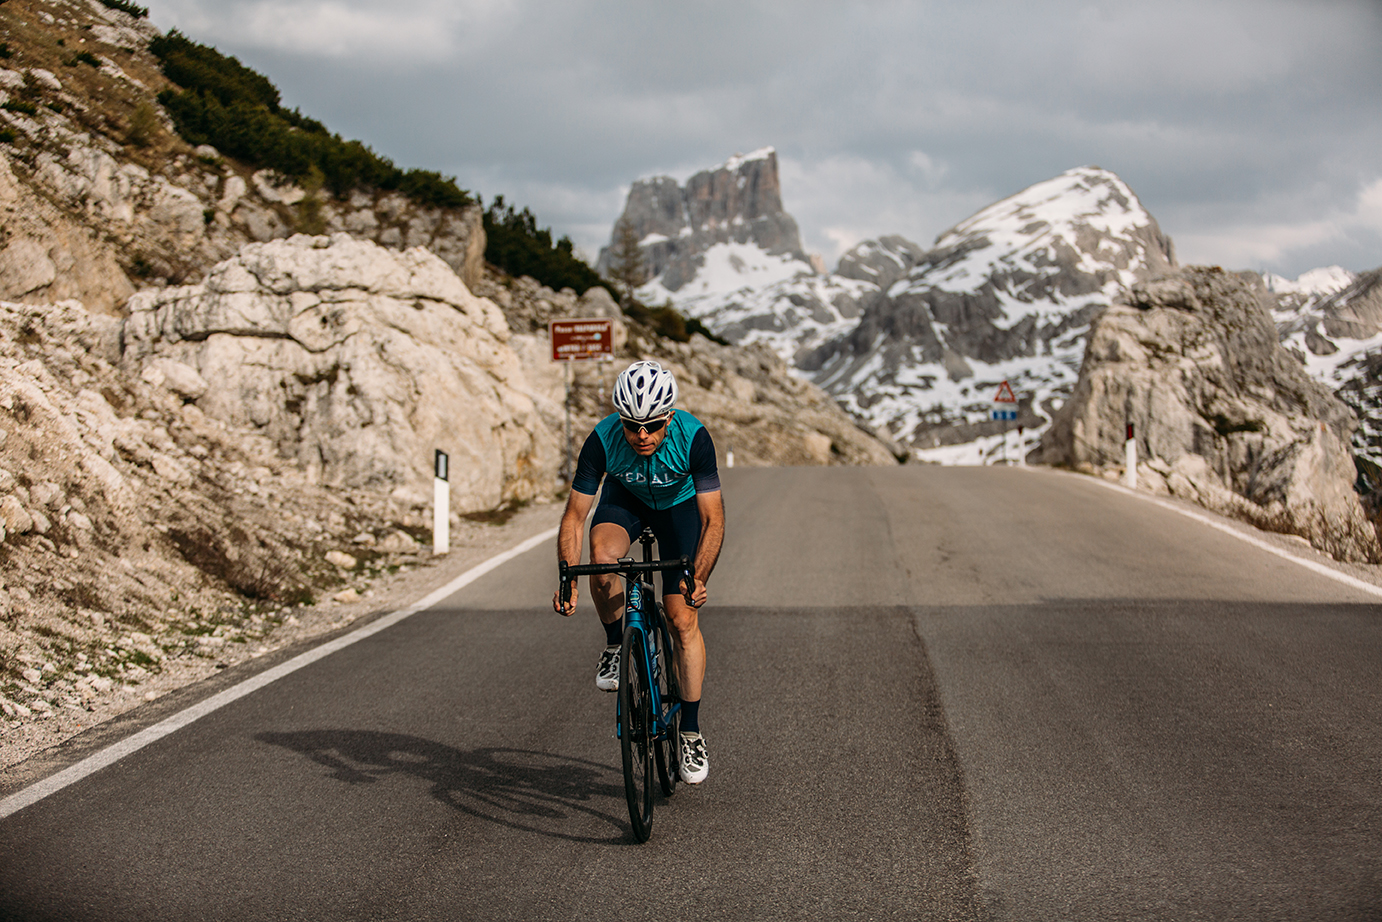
[559,556,696,608]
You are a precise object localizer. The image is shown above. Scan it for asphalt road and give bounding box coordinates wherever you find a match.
[2,466,1381,921]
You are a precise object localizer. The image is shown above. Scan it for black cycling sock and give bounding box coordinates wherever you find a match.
[603,618,623,647]
[680,699,700,734]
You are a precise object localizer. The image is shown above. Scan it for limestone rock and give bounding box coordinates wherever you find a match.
[1320,269,1382,341]
[0,4,486,312]
[0,496,33,536]
[121,235,560,510]
[325,550,357,570]
[1033,266,1379,562]
[140,358,209,401]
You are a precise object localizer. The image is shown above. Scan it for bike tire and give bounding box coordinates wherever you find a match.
[619,624,655,842]
[653,604,681,798]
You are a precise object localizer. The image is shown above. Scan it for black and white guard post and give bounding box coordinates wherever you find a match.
[433,449,449,555]
[1123,423,1137,490]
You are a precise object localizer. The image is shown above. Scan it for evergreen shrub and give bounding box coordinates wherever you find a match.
[483,197,611,297]
[98,0,148,18]
[149,31,471,210]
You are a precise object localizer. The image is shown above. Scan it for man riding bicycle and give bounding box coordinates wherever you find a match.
[553,360,725,784]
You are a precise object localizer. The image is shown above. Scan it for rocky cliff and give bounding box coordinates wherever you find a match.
[1033,266,1378,563]
[0,292,452,748]
[121,234,559,510]
[601,149,876,364]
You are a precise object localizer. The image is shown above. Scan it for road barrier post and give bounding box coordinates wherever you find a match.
[1123,423,1137,490]
[434,449,449,555]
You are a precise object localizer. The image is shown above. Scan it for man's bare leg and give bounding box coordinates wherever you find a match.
[588,523,631,626]
[662,594,705,702]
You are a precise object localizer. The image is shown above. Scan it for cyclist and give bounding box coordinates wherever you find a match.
[553,360,725,784]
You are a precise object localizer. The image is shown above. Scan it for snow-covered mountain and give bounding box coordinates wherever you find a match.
[806,167,1176,460]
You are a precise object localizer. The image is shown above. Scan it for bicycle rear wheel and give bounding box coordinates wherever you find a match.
[619,624,654,842]
[653,608,681,798]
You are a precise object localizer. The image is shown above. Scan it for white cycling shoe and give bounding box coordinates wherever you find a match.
[679,731,709,784]
[595,646,619,692]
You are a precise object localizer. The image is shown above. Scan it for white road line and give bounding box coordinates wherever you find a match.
[1085,475,1382,600]
[0,526,560,821]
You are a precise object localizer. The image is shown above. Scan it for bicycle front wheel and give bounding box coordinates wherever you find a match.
[653,609,681,798]
[619,624,655,842]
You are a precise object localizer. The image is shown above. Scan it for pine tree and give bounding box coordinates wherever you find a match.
[606,219,647,307]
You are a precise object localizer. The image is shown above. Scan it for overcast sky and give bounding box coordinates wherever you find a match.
[148,0,1382,279]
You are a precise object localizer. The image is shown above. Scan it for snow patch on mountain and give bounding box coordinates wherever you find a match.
[640,243,871,359]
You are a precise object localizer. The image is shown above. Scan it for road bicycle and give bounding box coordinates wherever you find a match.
[559,528,693,842]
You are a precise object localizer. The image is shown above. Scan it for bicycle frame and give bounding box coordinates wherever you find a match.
[623,535,681,743]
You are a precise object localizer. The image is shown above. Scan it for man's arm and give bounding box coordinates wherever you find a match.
[554,489,596,615]
[684,489,724,607]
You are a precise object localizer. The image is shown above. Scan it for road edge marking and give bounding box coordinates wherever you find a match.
[0,526,560,821]
[1080,474,1382,600]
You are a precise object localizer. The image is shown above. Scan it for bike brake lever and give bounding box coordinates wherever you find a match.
[680,556,696,607]
[559,561,572,607]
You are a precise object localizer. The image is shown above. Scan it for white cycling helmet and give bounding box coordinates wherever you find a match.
[612,360,678,421]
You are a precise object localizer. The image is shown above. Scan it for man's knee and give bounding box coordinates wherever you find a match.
[589,524,630,565]
[663,598,700,637]
[589,571,619,596]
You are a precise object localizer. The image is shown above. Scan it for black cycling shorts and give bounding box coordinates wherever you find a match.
[591,478,701,597]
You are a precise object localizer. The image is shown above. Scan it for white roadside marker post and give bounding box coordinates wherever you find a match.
[433,449,449,555]
[726,446,735,469]
[1123,423,1137,490]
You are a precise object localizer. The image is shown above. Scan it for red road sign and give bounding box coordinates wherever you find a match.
[550,319,613,362]
[994,380,1017,403]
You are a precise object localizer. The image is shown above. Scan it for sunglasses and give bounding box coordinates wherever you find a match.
[621,415,670,435]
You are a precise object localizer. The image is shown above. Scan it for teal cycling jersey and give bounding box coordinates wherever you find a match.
[572,411,720,509]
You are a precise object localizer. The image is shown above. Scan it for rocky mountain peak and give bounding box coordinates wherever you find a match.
[596,147,808,293]
[914,166,1176,303]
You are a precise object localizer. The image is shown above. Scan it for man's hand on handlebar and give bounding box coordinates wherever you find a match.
[553,583,578,616]
[681,576,707,609]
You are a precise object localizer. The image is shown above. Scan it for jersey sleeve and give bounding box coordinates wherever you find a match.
[689,426,721,493]
[571,430,607,496]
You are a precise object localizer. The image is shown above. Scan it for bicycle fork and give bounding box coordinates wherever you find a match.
[615,577,681,741]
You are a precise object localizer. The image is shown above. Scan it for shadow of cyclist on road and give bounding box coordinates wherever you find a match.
[257,729,629,844]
